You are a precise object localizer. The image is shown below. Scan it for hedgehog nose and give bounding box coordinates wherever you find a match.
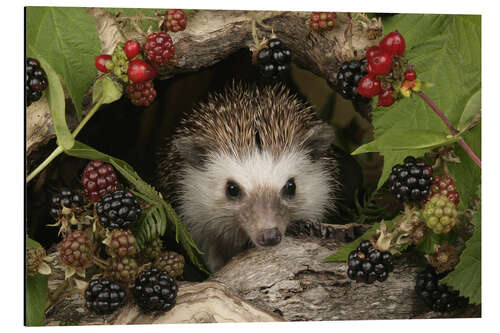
[257,228,282,246]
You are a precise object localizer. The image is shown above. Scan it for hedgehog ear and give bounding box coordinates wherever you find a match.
[173,136,209,168]
[303,123,335,160]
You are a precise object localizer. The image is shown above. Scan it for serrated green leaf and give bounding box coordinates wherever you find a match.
[447,125,481,210]
[457,90,481,132]
[26,274,49,326]
[25,48,74,151]
[323,218,398,263]
[352,129,459,155]
[357,14,481,189]
[441,203,481,304]
[26,7,101,115]
[92,75,123,105]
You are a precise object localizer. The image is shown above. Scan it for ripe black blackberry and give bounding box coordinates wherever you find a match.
[96,190,142,230]
[134,267,178,312]
[84,278,127,315]
[26,58,48,106]
[49,188,84,220]
[388,156,433,203]
[256,38,292,80]
[415,266,469,312]
[347,240,393,284]
[336,59,371,103]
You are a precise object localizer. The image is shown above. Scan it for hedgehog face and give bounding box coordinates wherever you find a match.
[178,149,334,249]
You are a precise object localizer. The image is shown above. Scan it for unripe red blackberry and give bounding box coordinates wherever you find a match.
[310,12,336,31]
[336,59,371,103]
[423,194,458,234]
[125,80,157,107]
[59,230,93,270]
[26,57,48,106]
[388,156,433,203]
[347,240,393,284]
[96,190,142,230]
[415,266,468,312]
[154,251,185,278]
[144,32,175,64]
[256,38,291,80]
[84,278,127,315]
[134,267,178,312]
[105,229,137,257]
[106,256,139,283]
[49,188,84,220]
[166,9,187,32]
[81,160,121,202]
[427,175,460,206]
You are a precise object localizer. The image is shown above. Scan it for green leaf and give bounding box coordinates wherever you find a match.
[447,125,481,210]
[356,14,481,188]
[352,129,459,155]
[26,7,101,115]
[26,274,49,326]
[416,230,457,254]
[26,237,43,249]
[441,201,481,304]
[92,75,123,105]
[457,90,481,132]
[65,140,207,273]
[323,218,398,263]
[25,49,74,151]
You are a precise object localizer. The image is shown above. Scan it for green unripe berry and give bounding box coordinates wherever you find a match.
[423,194,458,234]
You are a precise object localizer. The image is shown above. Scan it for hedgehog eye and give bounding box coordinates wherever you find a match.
[226,180,242,200]
[282,178,296,198]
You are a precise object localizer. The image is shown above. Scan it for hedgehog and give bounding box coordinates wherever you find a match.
[155,83,339,272]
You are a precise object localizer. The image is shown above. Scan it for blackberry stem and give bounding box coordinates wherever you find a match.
[416,91,481,168]
[26,99,104,183]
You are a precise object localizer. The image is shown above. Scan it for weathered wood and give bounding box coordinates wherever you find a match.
[44,231,479,325]
[212,237,479,321]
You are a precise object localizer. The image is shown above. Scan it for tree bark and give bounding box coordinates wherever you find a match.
[44,225,479,325]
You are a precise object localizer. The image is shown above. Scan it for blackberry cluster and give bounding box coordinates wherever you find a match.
[144,32,175,64]
[96,190,142,230]
[388,156,433,203]
[165,9,187,32]
[336,59,371,103]
[415,266,468,312]
[49,188,84,220]
[347,240,394,284]
[134,267,178,312]
[81,160,121,202]
[154,251,185,278]
[256,38,291,80]
[26,58,48,106]
[428,175,460,206]
[125,80,157,107]
[84,278,127,315]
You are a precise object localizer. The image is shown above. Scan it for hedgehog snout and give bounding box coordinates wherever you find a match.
[256,227,282,247]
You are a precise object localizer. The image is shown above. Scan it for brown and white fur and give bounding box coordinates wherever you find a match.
[155,83,339,272]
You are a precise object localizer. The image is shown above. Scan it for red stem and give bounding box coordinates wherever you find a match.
[416,91,481,168]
